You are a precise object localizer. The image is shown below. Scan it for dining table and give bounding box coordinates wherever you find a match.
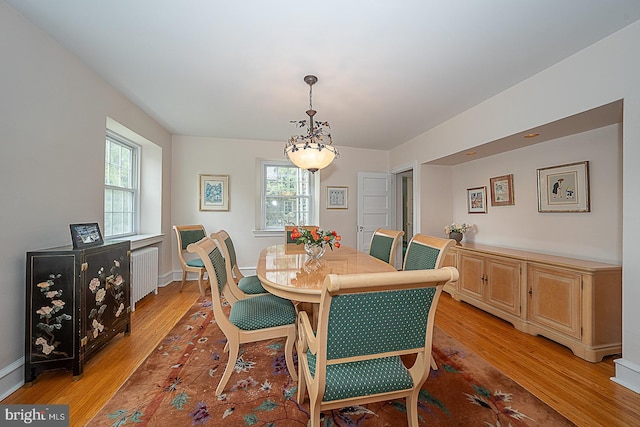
[256,244,397,306]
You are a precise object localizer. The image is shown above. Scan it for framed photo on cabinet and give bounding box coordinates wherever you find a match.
[537,161,590,212]
[467,186,487,213]
[490,174,515,206]
[199,174,229,211]
[69,222,104,249]
[327,186,348,209]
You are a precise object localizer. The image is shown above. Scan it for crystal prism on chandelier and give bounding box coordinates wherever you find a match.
[284,75,338,173]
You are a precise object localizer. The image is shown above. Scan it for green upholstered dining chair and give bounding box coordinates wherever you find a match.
[211,230,267,299]
[187,236,298,396]
[402,233,456,370]
[210,230,268,304]
[296,267,459,427]
[368,228,405,267]
[402,234,455,272]
[172,224,208,296]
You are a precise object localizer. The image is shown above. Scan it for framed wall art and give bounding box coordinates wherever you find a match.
[490,174,515,206]
[327,186,348,209]
[70,222,104,249]
[199,174,229,211]
[467,186,487,213]
[537,161,590,212]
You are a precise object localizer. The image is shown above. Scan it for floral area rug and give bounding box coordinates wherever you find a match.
[89,297,574,426]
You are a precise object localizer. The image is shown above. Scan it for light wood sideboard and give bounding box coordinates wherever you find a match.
[442,243,621,362]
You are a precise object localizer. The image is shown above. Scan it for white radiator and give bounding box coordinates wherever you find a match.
[131,246,159,311]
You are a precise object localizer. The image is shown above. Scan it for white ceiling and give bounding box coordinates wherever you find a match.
[6,0,640,152]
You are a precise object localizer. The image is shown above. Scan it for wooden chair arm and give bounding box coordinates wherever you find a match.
[325,266,459,293]
[297,310,317,355]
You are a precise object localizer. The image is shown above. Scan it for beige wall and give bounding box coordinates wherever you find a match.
[392,21,640,390]
[447,124,620,263]
[171,136,389,271]
[0,2,173,396]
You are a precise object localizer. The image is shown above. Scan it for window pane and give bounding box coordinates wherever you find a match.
[105,134,137,237]
[262,162,313,230]
[104,212,112,237]
[105,138,134,189]
[112,212,124,236]
[113,189,124,212]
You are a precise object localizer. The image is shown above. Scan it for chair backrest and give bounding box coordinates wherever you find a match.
[402,234,455,271]
[210,230,248,303]
[284,225,318,253]
[213,230,240,272]
[368,228,405,267]
[173,225,207,267]
[315,267,458,372]
[186,237,234,329]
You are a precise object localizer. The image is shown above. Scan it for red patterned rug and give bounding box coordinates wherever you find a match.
[89,297,574,426]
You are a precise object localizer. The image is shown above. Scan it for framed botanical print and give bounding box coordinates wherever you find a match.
[327,186,348,209]
[199,174,229,211]
[490,174,515,206]
[467,186,487,213]
[537,161,590,212]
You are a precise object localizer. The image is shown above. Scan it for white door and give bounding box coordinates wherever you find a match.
[357,172,395,253]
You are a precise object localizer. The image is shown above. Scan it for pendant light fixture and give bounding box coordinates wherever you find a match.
[284,75,338,173]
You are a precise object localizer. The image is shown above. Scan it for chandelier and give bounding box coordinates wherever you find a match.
[284,75,338,173]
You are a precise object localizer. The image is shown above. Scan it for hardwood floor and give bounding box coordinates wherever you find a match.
[2,281,203,426]
[436,293,640,426]
[4,282,640,426]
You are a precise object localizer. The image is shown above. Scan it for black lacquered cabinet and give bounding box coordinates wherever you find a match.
[25,240,131,383]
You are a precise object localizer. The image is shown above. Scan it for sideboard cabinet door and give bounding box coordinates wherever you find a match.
[527,264,582,340]
[485,257,522,317]
[81,242,131,362]
[458,251,522,319]
[457,252,484,300]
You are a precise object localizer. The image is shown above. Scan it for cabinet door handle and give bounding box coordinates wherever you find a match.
[528,288,533,297]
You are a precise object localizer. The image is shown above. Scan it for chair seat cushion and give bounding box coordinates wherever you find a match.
[306,353,413,401]
[229,294,296,330]
[238,275,267,294]
[186,258,205,268]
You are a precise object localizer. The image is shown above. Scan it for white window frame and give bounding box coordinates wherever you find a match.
[258,160,319,232]
[104,131,140,238]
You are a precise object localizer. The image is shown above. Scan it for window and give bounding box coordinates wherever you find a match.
[261,161,315,230]
[104,132,139,237]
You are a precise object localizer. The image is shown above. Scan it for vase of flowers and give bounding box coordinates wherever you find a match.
[290,226,341,259]
[444,223,472,244]
[304,243,326,259]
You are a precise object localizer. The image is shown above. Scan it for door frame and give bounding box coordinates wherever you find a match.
[391,161,419,248]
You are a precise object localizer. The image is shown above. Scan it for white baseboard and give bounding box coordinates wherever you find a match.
[159,270,177,287]
[611,358,640,394]
[0,357,25,401]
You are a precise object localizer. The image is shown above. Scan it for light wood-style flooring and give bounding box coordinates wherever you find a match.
[3,281,640,426]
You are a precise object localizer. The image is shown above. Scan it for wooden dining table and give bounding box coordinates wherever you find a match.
[256,244,397,304]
